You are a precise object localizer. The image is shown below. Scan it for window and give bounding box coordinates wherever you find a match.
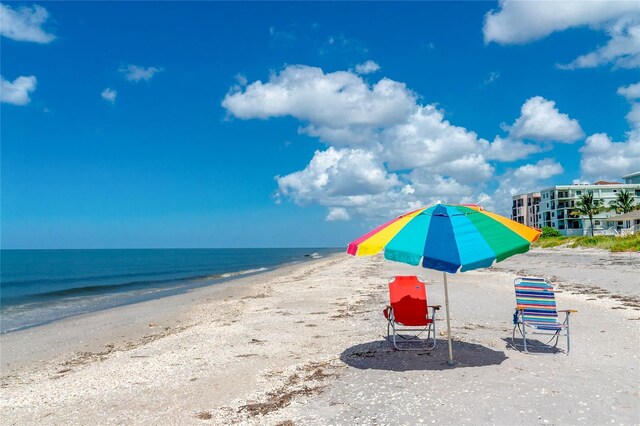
[576,190,582,195]
[594,220,600,225]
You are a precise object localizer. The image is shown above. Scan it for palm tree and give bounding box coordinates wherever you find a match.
[609,189,636,214]
[571,191,605,236]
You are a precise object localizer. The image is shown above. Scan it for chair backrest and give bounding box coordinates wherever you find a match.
[389,275,429,326]
[514,277,560,326]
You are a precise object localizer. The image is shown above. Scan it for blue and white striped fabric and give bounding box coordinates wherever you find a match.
[515,277,565,331]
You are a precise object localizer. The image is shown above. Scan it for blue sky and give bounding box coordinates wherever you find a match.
[2,1,639,249]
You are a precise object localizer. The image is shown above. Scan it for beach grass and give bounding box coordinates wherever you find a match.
[533,233,640,252]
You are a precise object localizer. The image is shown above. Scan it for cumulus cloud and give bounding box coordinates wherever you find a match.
[1,75,37,105]
[578,84,640,182]
[276,147,400,205]
[484,1,640,69]
[482,96,583,162]
[627,103,640,127]
[222,65,417,145]
[484,1,638,44]
[618,82,640,100]
[619,82,640,128]
[326,207,350,221]
[354,60,380,75]
[513,158,564,180]
[580,132,640,180]
[492,159,564,214]
[0,3,55,43]
[507,96,584,142]
[223,65,587,218]
[483,137,543,162]
[558,16,640,70]
[119,65,163,82]
[380,105,489,172]
[101,88,117,103]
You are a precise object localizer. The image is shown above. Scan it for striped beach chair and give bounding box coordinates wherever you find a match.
[383,276,440,351]
[511,277,576,354]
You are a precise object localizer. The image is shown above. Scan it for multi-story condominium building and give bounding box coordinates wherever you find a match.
[537,182,640,236]
[623,171,640,184]
[511,192,540,228]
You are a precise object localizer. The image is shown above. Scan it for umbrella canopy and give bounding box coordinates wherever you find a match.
[347,204,541,273]
[347,203,541,365]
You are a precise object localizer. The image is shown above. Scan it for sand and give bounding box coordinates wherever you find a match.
[1,248,639,425]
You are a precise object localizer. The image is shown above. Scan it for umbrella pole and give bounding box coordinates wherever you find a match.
[443,272,454,366]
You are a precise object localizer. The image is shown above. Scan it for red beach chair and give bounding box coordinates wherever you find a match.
[511,277,577,354]
[383,275,440,350]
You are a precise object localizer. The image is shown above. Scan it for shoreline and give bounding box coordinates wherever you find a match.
[0,248,341,335]
[0,253,342,374]
[1,248,638,424]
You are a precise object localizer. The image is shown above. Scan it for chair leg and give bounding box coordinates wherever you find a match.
[565,314,571,355]
[522,323,529,353]
[391,322,400,350]
[388,323,436,351]
[431,318,437,349]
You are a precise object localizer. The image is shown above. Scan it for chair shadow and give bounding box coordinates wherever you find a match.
[340,339,507,371]
[502,337,563,354]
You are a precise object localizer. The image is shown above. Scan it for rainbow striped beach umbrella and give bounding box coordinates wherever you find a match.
[347,203,541,364]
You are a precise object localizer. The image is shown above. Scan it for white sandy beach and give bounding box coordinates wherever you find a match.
[1,248,639,425]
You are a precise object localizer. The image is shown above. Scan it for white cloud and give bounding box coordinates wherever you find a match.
[484,136,543,162]
[408,170,476,202]
[481,96,584,162]
[558,17,640,70]
[276,147,400,205]
[380,105,490,171]
[617,82,640,128]
[326,207,350,221]
[484,1,638,44]
[618,82,640,100]
[1,75,37,105]
[627,103,640,127]
[513,158,564,180]
[223,65,587,218]
[0,3,55,43]
[354,60,380,75]
[492,158,564,215]
[507,96,584,142]
[119,65,163,82]
[101,88,117,103]
[222,65,417,145]
[580,131,640,180]
[484,1,640,69]
[578,85,640,182]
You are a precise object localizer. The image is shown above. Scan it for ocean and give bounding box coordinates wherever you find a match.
[0,248,341,334]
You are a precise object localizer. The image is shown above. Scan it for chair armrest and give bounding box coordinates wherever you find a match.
[428,305,441,310]
[558,309,577,313]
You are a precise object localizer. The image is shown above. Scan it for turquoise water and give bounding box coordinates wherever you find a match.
[0,248,340,333]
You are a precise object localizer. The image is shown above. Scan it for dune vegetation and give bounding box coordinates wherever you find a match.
[533,232,640,252]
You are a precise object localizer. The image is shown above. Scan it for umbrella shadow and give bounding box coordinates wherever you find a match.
[502,337,563,354]
[340,339,507,371]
